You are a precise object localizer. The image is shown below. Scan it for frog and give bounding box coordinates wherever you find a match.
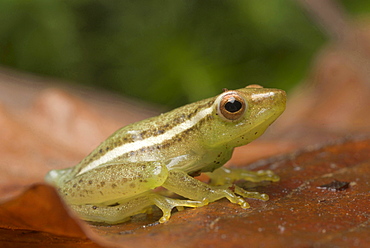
[45,85,286,224]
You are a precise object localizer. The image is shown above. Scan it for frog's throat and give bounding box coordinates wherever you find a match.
[76,106,214,176]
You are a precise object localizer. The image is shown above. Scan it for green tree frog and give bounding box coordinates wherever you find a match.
[45,85,286,224]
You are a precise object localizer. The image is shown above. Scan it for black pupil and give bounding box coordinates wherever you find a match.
[225,99,242,113]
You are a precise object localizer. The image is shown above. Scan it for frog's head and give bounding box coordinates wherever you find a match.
[201,85,286,148]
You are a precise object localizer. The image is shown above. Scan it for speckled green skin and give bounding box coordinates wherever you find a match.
[45,86,286,224]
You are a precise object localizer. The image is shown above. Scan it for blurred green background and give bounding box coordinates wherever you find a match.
[1,0,369,107]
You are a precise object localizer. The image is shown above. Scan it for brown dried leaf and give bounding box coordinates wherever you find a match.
[0,184,86,237]
[0,184,102,247]
[1,136,369,247]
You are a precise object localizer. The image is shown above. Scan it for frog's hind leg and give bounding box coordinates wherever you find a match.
[70,193,207,224]
[69,194,153,224]
[207,166,280,185]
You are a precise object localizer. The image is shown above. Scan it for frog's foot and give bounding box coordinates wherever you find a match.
[203,184,251,209]
[208,167,280,185]
[195,184,270,210]
[150,194,208,223]
[232,185,269,201]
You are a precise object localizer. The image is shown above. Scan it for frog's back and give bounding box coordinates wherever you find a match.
[70,97,215,176]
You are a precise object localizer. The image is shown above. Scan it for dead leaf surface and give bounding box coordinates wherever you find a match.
[1,136,368,248]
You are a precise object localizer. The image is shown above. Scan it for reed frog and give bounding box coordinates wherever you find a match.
[45,85,286,224]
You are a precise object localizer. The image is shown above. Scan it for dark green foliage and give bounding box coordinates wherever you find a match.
[4,0,361,107]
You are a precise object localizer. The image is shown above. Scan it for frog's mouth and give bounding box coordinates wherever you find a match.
[235,110,284,146]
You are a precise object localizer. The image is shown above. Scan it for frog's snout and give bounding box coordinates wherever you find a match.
[276,89,287,111]
[251,89,286,106]
[273,89,287,109]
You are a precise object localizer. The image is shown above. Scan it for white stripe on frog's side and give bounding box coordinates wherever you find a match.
[77,106,214,176]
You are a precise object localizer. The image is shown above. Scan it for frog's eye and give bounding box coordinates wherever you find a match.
[217,92,247,121]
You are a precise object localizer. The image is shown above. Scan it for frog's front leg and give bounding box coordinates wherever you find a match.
[163,169,267,209]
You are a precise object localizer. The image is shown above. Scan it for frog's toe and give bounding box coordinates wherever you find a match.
[201,198,209,206]
[259,193,269,201]
[236,197,250,209]
[256,170,280,182]
[233,185,270,201]
[158,210,171,223]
